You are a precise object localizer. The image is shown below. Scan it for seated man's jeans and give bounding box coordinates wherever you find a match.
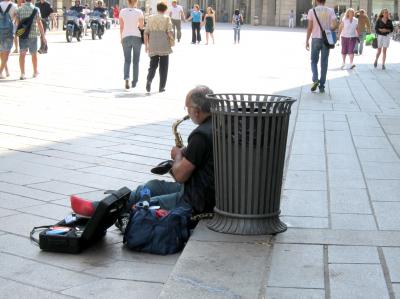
[127,179,191,211]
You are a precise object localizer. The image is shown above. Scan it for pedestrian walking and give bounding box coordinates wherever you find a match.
[119,0,144,90]
[144,1,174,93]
[0,0,17,79]
[353,9,370,55]
[113,4,119,26]
[12,0,22,53]
[338,8,359,69]
[288,9,294,28]
[305,0,337,93]
[373,8,394,70]
[186,4,201,44]
[232,9,243,44]
[16,0,46,80]
[203,6,215,44]
[169,0,184,42]
[35,0,52,53]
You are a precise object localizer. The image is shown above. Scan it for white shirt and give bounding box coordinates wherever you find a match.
[341,17,358,37]
[119,7,143,39]
[0,1,17,19]
[170,4,183,20]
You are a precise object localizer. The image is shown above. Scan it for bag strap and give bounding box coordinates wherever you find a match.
[5,4,12,14]
[313,8,324,32]
[30,225,51,246]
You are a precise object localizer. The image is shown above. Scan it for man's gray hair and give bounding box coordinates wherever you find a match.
[188,85,214,113]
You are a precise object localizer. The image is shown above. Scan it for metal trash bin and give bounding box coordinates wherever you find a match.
[207,94,296,235]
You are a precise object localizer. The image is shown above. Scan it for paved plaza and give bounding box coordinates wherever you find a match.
[0,23,400,298]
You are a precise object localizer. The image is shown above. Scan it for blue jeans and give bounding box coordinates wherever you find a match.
[354,32,366,54]
[128,179,190,211]
[234,28,240,43]
[122,36,142,84]
[311,38,330,88]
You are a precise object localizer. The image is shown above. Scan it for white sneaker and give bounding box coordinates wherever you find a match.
[0,74,5,79]
[341,64,346,70]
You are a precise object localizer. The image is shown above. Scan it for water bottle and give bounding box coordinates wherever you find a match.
[139,187,151,210]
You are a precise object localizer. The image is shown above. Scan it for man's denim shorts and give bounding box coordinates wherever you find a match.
[19,37,38,54]
[0,37,13,52]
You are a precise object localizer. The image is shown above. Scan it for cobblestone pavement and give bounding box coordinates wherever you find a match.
[1,24,400,298]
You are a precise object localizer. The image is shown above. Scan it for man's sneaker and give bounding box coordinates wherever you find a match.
[311,80,319,92]
[319,86,325,93]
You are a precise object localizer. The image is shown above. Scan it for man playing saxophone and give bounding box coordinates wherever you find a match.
[70,85,215,220]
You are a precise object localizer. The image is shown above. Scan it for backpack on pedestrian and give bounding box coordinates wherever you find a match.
[16,7,38,39]
[0,4,14,40]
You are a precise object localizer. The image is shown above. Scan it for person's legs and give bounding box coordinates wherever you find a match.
[195,22,201,42]
[29,38,39,76]
[359,32,365,54]
[211,32,214,43]
[237,28,240,43]
[158,55,169,91]
[146,55,159,91]
[0,52,8,77]
[31,53,38,76]
[233,28,237,43]
[171,19,177,39]
[319,42,330,90]
[191,22,196,43]
[342,54,346,66]
[374,48,381,67]
[310,38,321,86]
[0,38,13,77]
[122,37,132,81]
[127,179,182,209]
[349,53,354,65]
[131,36,142,87]
[18,38,28,79]
[205,32,209,44]
[13,35,18,53]
[176,20,181,41]
[382,47,387,67]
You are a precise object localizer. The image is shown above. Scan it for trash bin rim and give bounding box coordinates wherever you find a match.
[206,93,296,104]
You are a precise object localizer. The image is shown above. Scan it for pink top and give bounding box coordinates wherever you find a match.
[307,5,336,38]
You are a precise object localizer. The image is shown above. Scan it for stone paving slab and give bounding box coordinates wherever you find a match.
[159,239,271,299]
[61,278,164,299]
[329,264,389,299]
[267,244,324,289]
[265,287,325,299]
[0,278,71,299]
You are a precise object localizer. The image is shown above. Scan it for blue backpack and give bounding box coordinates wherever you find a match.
[123,206,191,255]
[0,4,13,40]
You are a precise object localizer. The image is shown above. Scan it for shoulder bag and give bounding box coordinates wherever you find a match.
[313,8,335,49]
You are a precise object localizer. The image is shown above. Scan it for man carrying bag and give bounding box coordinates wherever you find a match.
[305,0,337,94]
[15,0,46,80]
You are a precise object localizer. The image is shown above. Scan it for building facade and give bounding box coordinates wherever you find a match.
[52,0,399,25]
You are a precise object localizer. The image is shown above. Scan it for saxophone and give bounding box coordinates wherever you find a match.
[150,115,189,175]
[172,115,190,148]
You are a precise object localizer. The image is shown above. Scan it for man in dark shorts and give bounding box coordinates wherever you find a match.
[71,85,215,218]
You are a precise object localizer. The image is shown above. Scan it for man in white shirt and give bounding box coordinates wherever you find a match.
[305,0,337,93]
[169,0,184,42]
[0,0,17,79]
